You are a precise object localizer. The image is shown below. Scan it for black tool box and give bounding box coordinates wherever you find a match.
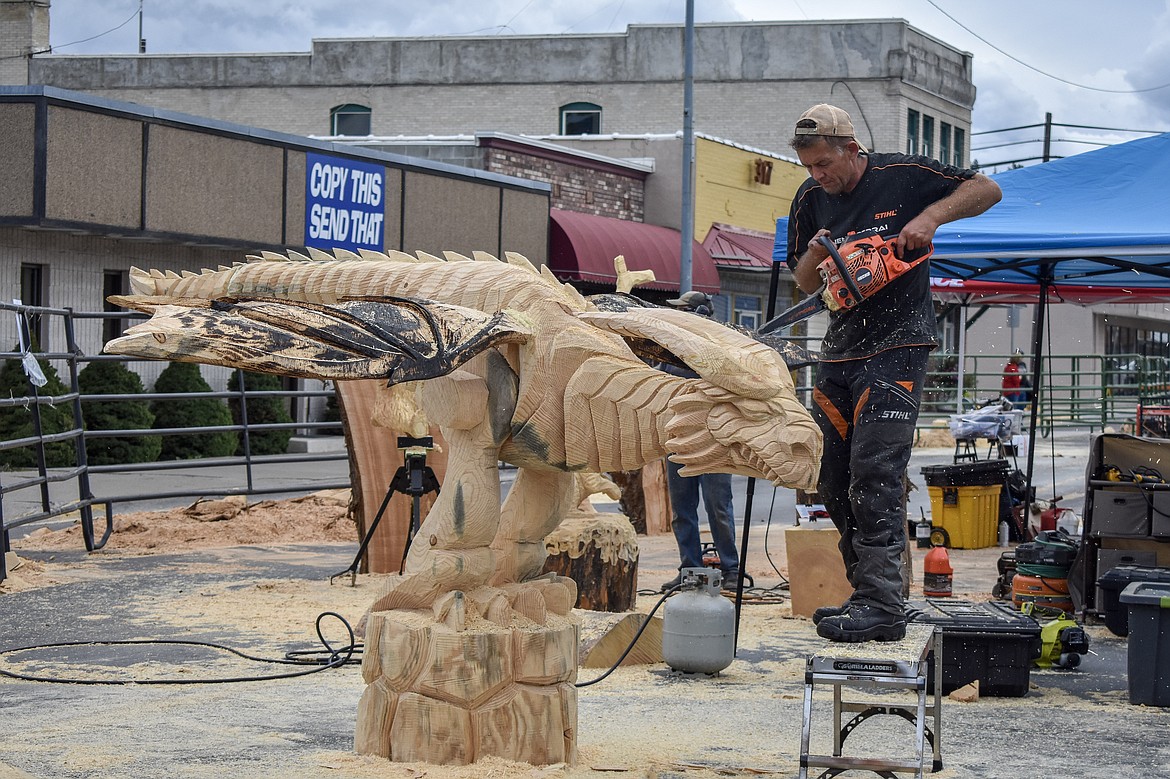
[1096,564,1170,636]
[905,598,1041,697]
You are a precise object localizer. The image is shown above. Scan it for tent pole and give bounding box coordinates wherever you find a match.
[956,301,968,414]
[1023,263,1053,521]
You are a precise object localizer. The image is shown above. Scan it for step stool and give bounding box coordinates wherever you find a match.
[799,624,943,778]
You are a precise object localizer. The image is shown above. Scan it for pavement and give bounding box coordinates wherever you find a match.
[5,428,1168,778]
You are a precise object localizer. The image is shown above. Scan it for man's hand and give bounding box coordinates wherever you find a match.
[793,229,833,293]
[895,214,939,258]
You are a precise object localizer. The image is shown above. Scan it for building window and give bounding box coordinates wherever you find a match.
[560,102,601,135]
[940,122,952,167]
[922,115,935,160]
[734,294,762,330]
[953,127,965,167]
[20,263,47,348]
[103,270,128,344]
[330,104,372,136]
[906,109,920,155]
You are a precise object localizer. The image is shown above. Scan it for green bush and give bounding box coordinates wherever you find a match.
[0,344,77,468]
[78,360,162,465]
[150,362,238,460]
[227,370,293,456]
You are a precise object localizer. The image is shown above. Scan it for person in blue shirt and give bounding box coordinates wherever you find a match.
[657,290,741,593]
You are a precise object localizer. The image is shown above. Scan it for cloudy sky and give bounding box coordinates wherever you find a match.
[45,0,1170,168]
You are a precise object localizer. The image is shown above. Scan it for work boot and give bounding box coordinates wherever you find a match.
[811,599,851,626]
[816,602,906,643]
[721,570,741,592]
[660,573,683,593]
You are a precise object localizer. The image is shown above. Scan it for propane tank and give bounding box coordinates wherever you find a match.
[998,519,1011,547]
[923,545,954,597]
[662,567,735,674]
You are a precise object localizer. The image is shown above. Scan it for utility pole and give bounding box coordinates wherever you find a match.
[138,1,146,54]
[679,0,695,293]
[1042,112,1052,163]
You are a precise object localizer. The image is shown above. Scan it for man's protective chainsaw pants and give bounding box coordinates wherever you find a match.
[811,346,930,615]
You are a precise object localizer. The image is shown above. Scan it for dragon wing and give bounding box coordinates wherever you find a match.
[105,294,531,384]
[579,306,816,378]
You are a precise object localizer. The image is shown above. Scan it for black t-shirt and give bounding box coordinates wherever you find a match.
[786,152,977,361]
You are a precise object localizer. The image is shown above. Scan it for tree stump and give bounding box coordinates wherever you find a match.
[542,512,639,612]
[355,575,580,766]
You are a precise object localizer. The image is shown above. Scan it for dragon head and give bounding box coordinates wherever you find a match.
[662,381,820,489]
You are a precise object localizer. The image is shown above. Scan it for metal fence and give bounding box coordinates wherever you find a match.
[5,301,1169,581]
[1,301,347,582]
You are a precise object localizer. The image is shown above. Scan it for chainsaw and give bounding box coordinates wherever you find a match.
[758,233,931,335]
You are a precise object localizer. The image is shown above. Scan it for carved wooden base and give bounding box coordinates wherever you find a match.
[355,574,580,766]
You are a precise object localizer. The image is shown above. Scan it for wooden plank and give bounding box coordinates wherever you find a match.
[785,524,853,618]
[580,613,663,668]
[641,458,671,535]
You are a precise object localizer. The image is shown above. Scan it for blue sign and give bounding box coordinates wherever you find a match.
[305,152,386,252]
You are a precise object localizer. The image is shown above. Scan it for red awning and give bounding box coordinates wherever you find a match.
[930,277,1170,305]
[701,222,775,271]
[548,209,720,294]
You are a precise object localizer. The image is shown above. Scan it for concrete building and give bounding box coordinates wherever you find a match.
[16,16,978,166]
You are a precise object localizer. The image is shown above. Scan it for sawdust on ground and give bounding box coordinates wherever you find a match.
[4,491,1163,779]
[6,489,354,563]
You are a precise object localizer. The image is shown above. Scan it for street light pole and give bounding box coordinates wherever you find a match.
[679,0,695,294]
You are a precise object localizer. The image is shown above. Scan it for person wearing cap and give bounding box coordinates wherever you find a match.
[1003,350,1027,408]
[657,290,741,593]
[786,103,1002,642]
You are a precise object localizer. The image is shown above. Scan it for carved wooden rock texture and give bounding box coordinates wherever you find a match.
[355,576,579,765]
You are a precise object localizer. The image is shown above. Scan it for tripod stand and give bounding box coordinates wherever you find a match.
[332,435,441,585]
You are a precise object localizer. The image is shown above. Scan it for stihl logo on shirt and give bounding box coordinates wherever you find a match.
[879,410,914,421]
[874,210,897,220]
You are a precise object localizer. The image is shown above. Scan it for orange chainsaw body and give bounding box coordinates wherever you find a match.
[818,234,931,311]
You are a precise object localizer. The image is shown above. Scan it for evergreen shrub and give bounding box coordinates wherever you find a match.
[227,370,293,456]
[150,362,238,460]
[78,359,162,465]
[0,345,77,468]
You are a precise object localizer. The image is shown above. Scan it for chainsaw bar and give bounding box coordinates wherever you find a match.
[757,234,925,335]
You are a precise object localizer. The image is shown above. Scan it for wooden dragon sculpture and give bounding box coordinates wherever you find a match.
[105,248,822,764]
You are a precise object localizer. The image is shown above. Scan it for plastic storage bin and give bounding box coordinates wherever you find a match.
[921,461,1008,549]
[905,598,1041,696]
[925,484,1001,548]
[1097,565,1170,637]
[1119,581,1170,706]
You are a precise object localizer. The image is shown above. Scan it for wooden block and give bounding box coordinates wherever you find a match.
[785,525,853,618]
[641,458,671,535]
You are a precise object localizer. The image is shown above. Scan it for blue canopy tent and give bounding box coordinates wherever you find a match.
[930,133,1170,505]
[769,132,1170,527]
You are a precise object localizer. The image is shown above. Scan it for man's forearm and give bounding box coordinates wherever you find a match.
[920,174,1003,229]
